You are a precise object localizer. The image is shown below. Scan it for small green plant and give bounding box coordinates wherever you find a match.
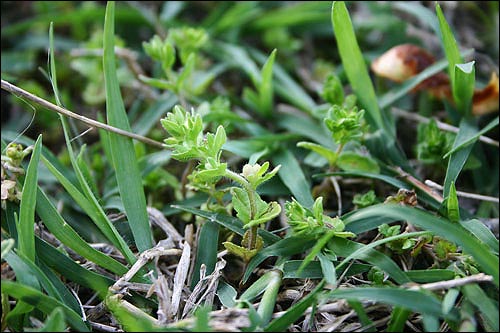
[161,105,281,261]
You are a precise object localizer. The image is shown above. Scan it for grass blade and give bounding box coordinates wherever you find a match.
[345,204,499,286]
[442,118,477,198]
[436,3,462,91]
[36,237,113,298]
[328,287,459,321]
[387,306,411,332]
[103,1,153,252]
[17,134,42,262]
[331,1,384,132]
[461,283,499,331]
[1,280,90,332]
[190,220,219,289]
[273,148,314,208]
[36,185,129,276]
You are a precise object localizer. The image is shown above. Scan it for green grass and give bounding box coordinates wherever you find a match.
[1,1,498,332]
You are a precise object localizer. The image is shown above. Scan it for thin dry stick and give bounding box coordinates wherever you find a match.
[425,179,499,203]
[406,273,493,291]
[1,79,166,149]
[392,107,499,147]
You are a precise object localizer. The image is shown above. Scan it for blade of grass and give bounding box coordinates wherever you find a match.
[345,204,499,286]
[461,219,499,254]
[282,260,370,279]
[2,280,89,331]
[35,184,129,276]
[387,307,411,332]
[48,22,137,264]
[442,118,477,198]
[103,1,153,252]
[436,3,463,92]
[17,134,42,262]
[36,237,113,298]
[331,1,384,132]
[461,283,499,331]
[328,287,459,321]
[190,220,219,289]
[453,61,475,117]
[258,48,276,118]
[328,237,412,285]
[273,148,314,208]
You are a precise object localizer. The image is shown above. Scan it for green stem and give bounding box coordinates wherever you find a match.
[224,169,258,250]
[330,142,345,168]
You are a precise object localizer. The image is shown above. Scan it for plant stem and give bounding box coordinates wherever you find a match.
[224,169,259,250]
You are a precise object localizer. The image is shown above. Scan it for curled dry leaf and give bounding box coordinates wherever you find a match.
[371,44,499,115]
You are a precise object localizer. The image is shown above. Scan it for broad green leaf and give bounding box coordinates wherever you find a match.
[18,134,42,262]
[104,1,153,252]
[442,289,459,315]
[345,204,499,286]
[217,280,237,308]
[2,280,90,332]
[297,141,337,165]
[337,152,380,173]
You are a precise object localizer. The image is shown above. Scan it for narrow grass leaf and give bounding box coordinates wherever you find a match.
[190,220,219,289]
[1,280,89,332]
[36,237,113,298]
[447,181,460,222]
[1,238,15,260]
[317,252,336,286]
[443,116,498,158]
[329,237,411,285]
[461,219,499,254]
[36,186,129,276]
[104,1,153,252]
[258,48,276,118]
[328,287,458,321]
[273,148,314,208]
[436,3,463,90]
[41,155,135,269]
[265,280,325,332]
[443,118,477,198]
[387,307,411,332]
[348,300,376,332]
[239,270,281,303]
[283,260,370,280]
[17,134,42,262]
[331,1,384,132]
[38,307,67,332]
[442,288,459,315]
[217,280,237,308]
[406,269,456,283]
[257,270,282,326]
[345,204,499,286]
[453,61,475,117]
[461,283,499,332]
